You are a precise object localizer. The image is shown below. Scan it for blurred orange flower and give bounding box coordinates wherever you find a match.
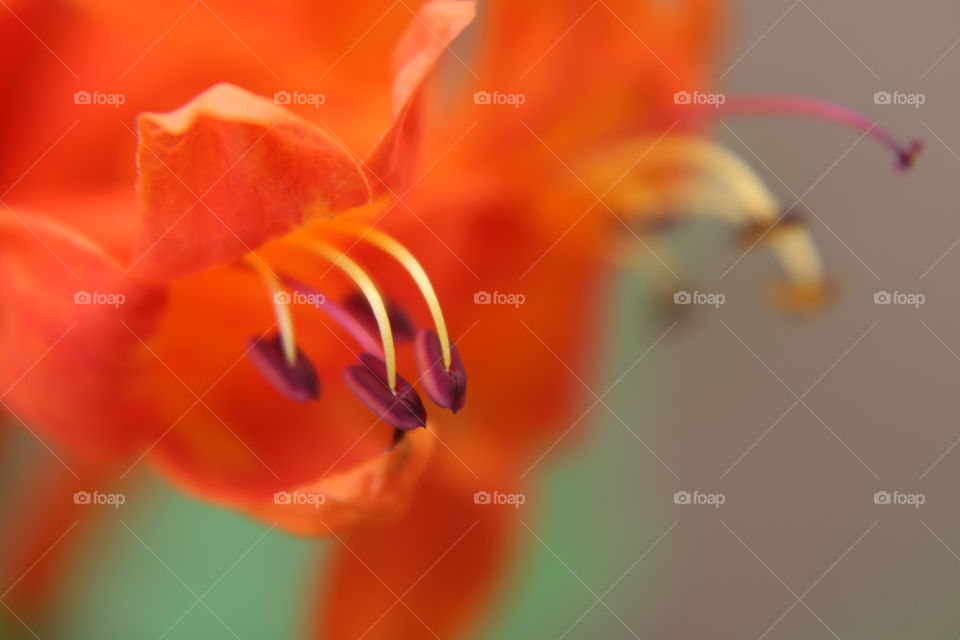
[4,0,917,638]
[2,0,477,513]
[1,1,487,631]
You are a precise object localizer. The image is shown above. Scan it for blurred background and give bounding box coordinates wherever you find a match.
[3,1,959,638]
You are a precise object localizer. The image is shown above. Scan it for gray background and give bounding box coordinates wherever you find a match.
[632,1,960,637]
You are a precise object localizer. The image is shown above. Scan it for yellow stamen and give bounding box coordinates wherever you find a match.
[245,256,297,365]
[324,222,453,370]
[771,227,825,284]
[659,139,825,284]
[649,137,778,222]
[291,238,398,391]
[608,136,826,290]
[671,178,757,224]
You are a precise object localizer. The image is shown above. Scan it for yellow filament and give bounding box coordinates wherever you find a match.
[671,178,753,224]
[676,142,825,284]
[293,238,398,391]
[666,141,826,283]
[245,256,297,365]
[324,222,452,370]
[771,228,825,283]
[648,138,779,221]
[621,137,826,287]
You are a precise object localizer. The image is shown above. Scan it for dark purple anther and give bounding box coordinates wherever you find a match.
[343,292,415,343]
[896,138,923,171]
[248,334,320,402]
[283,279,382,354]
[415,329,466,413]
[344,353,427,430]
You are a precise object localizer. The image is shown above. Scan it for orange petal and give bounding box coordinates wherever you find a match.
[444,0,720,163]
[134,83,373,280]
[243,426,435,534]
[0,208,165,458]
[0,0,409,199]
[365,0,477,193]
[316,454,519,640]
[135,1,477,281]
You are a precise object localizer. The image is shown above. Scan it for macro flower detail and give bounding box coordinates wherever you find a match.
[0,0,479,535]
[129,1,477,520]
[239,222,461,429]
[0,1,931,640]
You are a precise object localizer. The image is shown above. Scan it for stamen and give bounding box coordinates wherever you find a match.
[291,239,399,391]
[342,292,416,344]
[324,223,453,371]
[245,256,297,365]
[769,279,836,316]
[248,334,320,402]
[283,278,383,355]
[344,353,427,431]
[649,137,779,221]
[719,94,922,171]
[609,137,830,312]
[649,138,826,282]
[736,209,805,247]
[415,329,467,412]
[766,221,826,285]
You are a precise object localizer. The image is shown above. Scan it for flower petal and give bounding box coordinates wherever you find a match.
[0,207,166,458]
[243,426,435,534]
[135,83,372,280]
[364,0,477,192]
[134,1,477,281]
[317,454,519,640]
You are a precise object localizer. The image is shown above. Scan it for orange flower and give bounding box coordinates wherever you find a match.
[2,0,476,510]
[0,1,919,638]
[0,0,484,624]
